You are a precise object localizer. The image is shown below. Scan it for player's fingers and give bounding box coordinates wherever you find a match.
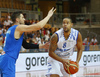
[64,63,69,69]
[52,8,56,12]
[45,42,50,45]
[64,66,68,71]
[50,7,54,11]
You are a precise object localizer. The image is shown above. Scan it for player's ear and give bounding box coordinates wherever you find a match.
[16,18,19,22]
[71,23,73,27]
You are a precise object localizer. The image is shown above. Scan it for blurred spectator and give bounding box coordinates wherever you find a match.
[40,29,44,38]
[4,17,13,27]
[25,20,31,25]
[84,36,90,51]
[39,38,45,52]
[83,36,90,45]
[32,35,38,44]
[31,19,35,24]
[7,13,11,19]
[44,31,50,42]
[36,34,41,44]
[32,19,39,24]
[91,36,98,45]
[41,28,46,35]
[46,28,50,35]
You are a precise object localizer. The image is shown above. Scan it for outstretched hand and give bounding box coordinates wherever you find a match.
[39,42,50,49]
[47,7,56,17]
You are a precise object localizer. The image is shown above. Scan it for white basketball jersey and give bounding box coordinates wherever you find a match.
[54,28,79,58]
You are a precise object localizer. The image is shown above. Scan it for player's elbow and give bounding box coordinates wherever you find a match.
[49,51,53,57]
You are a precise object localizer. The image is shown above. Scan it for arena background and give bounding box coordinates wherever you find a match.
[0,0,100,77]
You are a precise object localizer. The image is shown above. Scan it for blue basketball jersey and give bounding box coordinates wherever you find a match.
[3,25,24,60]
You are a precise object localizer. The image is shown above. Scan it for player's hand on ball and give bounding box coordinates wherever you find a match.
[47,7,56,17]
[62,59,70,68]
[75,61,79,68]
[63,60,79,74]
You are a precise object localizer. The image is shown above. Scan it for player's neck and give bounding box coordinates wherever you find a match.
[64,29,71,36]
[13,22,20,25]
[64,29,71,40]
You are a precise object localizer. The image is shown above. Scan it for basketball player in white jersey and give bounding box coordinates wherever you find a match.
[46,18,83,77]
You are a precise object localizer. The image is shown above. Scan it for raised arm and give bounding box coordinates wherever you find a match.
[76,32,83,63]
[17,7,56,32]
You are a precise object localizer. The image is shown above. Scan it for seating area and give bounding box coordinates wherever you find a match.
[0,0,32,10]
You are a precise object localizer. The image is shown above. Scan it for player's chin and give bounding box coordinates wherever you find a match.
[64,29,68,32]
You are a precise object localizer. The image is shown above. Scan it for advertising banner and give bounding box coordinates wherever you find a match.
[16,51,100,72]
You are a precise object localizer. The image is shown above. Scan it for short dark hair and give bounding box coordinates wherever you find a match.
[63,18,72,23]
[11,11,23,23]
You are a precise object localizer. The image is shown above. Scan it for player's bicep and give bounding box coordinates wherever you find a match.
[49,33,58,53]
[76,32,83,50]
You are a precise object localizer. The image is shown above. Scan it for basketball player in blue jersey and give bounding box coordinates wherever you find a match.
[0,7,56,77]
[46,18,83,77]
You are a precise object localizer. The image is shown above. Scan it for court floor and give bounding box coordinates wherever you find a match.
[16,65,100,77]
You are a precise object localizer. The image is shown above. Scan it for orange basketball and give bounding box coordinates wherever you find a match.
[64,60,79,74]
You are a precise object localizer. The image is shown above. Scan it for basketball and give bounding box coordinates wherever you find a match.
[64,60,79,75]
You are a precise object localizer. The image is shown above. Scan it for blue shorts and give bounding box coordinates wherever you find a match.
[0,54,16,77]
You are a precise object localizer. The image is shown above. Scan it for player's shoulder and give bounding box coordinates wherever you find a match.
[50,33,58,43]
[71,28,79,32]
[55,28,63,35]
[9,25,18,29]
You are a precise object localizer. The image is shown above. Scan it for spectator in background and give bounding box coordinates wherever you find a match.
[83,36,90,45]
[31,19,35,24]
[84,36,90,51]
[36,34,41,44]
[32,19,39,24]
[91,36,98,45]
[41,29,45,38]
[4,17,13,28]
[39,38,45,52]
[44,30,50,42]
[32,35,38,44]
[7,13,11,19]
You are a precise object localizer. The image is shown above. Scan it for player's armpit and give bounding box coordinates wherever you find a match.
[49,33,58,53]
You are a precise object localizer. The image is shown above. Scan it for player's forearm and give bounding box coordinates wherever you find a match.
[76,49,83,63]
[36,15,51,29]
[22,39,39,49]
[49,52,64,63]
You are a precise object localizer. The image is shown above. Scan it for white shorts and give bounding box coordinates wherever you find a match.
[46,56,70,77]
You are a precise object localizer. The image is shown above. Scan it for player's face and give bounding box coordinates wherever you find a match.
[62,19,72,32]
[19,14,25,24]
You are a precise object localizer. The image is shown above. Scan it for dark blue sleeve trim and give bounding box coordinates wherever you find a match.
[76,31,79,41]
[55,33,59,42]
